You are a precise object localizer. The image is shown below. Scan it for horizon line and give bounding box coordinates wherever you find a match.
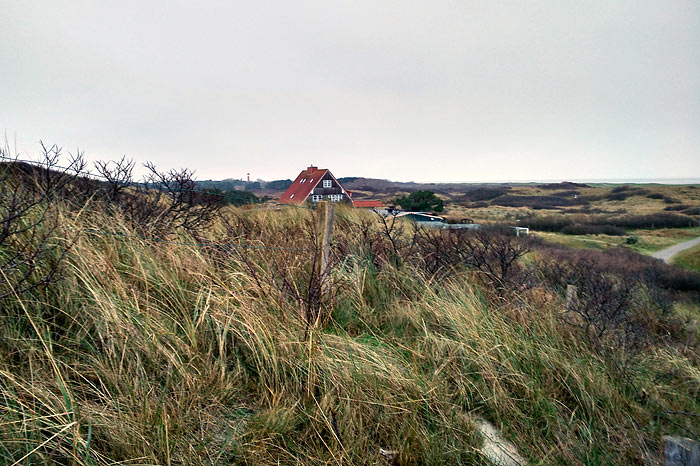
[209,176,700,185]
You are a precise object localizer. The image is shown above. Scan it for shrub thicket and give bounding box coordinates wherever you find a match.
[606,186,650,201]
[523,212,696,232]
[493,194,585,209]
[664,204,692,211]
[532,243,700,370]
[461,186,510,202]
[266,178,293,190]
[560,224,627,236]
[608,212,695,229]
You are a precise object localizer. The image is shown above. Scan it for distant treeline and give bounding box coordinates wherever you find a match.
[196,179,292,191]
[195,188,263,206]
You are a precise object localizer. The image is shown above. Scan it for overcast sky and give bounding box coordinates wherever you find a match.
[1,1,698,182]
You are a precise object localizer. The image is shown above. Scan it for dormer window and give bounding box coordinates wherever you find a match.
[323,180,332,188]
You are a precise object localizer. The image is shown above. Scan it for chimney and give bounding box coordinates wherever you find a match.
[307,165,317,174]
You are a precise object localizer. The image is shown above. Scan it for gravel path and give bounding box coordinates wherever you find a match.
[652,236,700,263]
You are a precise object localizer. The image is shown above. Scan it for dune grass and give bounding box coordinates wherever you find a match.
[0,205,698,465]
[673,242,700,272]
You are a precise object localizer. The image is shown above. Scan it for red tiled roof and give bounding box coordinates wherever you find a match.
[279,166,330,204]
[353,200,384,208]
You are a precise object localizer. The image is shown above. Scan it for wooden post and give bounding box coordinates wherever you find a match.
[566,285,577,312]
[317,201,335,299]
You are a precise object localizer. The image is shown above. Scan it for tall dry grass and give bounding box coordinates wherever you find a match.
[0,204,698,465]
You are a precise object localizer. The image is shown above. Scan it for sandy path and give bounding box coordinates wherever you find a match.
[652,236,700,263]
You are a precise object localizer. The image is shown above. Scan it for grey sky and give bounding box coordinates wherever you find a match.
[1,1,698,182]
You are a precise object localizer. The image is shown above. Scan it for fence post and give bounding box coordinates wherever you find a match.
[566,285,577,312]
[319,201,335,298]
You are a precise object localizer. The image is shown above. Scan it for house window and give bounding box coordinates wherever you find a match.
[312,195,322,202]
[290,194,294,199]
[309,178,314,183]
[300,179,306,183]
[323,180,332,188]
[329,194,342,202]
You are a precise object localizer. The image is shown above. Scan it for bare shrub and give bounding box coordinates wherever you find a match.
[533,249,652,379]
[534,244,700,357]
[403,226,530,291]
[455,227,529,292]
[91,159,225,237]
[565,262,639,341]
[93,155,135,202]
[342,217,530,292]
[140,162,224,234]
[412,227,462,278]
[374,210,416,267]
[334,216,390,270]
[0,142,85,299]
